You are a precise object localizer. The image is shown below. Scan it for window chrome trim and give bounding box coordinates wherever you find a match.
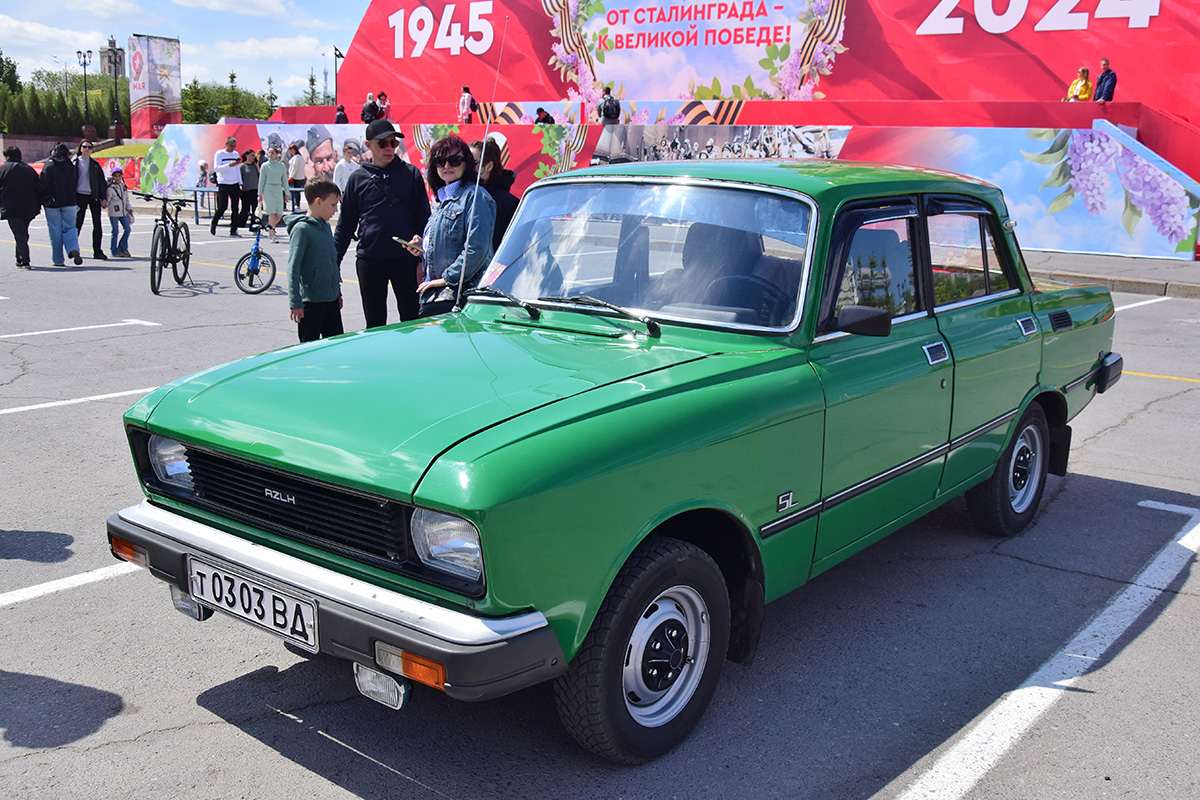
[933,288,1022,313]
[519,175,818,335]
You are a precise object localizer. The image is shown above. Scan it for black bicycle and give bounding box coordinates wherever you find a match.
[137,191,193,294]
[233,214,277,294]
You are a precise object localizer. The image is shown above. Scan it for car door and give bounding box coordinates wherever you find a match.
[808,198,953,569]
[923,195,1042,493]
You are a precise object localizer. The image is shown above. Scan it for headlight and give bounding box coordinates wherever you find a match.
[410,508,482,583]
[147,434,194,492]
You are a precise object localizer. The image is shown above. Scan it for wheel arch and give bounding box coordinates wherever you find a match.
[645,508,765,666]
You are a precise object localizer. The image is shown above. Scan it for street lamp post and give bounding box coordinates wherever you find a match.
[333,46,344,108]
[76,49,95,139]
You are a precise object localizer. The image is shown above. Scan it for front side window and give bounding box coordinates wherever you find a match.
[481,181,813,330]
[822,199,922,329]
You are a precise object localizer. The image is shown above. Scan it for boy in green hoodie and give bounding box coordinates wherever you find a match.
[287,179,343,342]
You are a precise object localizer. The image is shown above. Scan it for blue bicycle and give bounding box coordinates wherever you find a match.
[233,214,277,294]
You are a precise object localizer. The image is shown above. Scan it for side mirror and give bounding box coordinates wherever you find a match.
[836,305,892,337]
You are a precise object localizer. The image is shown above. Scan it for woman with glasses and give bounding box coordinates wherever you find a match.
[74,141,109,260]
[404,135,496,317]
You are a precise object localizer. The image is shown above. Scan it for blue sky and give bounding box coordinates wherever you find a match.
[1,0,371,99]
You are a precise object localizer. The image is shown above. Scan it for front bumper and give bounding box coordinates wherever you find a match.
[107,501,566,701]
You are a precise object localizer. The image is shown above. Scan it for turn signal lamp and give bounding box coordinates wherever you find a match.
[111,535,148,568]
[375,642,446,691]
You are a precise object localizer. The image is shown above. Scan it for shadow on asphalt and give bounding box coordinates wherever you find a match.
[0,669,124,748]
[194,475,1199,800]
[0,529,73,563]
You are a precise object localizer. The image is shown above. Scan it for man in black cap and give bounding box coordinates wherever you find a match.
[334,119,431,327]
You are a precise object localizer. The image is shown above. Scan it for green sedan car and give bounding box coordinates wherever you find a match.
[107,161,1121,763]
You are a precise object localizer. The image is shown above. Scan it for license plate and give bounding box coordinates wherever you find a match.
[187,557,318,651]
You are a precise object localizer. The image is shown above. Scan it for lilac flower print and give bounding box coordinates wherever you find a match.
[166,153,192,191]
[1118,150,1197,244]
[628,106,650,125]
[1066,130,1120,214]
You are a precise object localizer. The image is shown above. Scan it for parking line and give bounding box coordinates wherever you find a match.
[0,562,142,609]
[895,501,1200,800]
[1115,297,1171,312]
[0,319,160,339]
[1126,370,1200,385]
[0,387,157,416]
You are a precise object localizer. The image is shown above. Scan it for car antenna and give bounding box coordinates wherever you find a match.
[453,14,511,314]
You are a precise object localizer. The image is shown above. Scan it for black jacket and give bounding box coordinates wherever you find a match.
[334,110,349,124]
[38,153,78,209]
[0,159,41,219]
[334,156,431,264]
[483,169,520,250]
[74,157,109,201]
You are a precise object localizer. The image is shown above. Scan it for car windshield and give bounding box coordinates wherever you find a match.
[480,181,813,330]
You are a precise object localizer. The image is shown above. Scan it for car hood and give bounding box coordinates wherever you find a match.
[141,313,722,500]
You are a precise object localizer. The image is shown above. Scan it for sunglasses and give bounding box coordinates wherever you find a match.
[376,138,400,149]
[433,155,465,168]
[81,144,93,150]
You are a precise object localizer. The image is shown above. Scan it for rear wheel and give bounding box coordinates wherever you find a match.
[172,223,191,284]
[553,537,730,764]
[149,226,166,294]
[966,403,1049,536]
[234,250,277,294]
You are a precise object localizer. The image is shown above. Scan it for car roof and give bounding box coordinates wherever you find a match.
[543,159,1006,210]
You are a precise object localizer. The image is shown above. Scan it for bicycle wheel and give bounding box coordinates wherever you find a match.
[172,223,191,284]
[149,226,166,294]
[234,250,277,294]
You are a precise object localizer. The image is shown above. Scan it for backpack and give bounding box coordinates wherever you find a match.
[601,95,620,120]
[470,96,478,112]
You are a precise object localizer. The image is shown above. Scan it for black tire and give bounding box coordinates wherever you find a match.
[553,537,730,764]
[234,250,276,294]
[966,403,1050,537]
[149,226,166,294]
[172,223,191,284]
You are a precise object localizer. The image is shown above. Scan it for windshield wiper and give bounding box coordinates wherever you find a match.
[537,295,661,337]
[463,286,540,319]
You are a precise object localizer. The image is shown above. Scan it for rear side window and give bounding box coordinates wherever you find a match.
[926,199,1015,306]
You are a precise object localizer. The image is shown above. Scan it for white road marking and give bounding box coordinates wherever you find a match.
[0,387,157,416]
[0,562,142,609]
[896,500,1200,800]
[0,319,160,338]
[1115,296,1171,312]
[0,296,8,301]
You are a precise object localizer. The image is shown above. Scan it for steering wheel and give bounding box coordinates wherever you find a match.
[703,274,792,325]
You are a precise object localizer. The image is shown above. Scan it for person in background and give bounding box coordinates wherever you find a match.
[334,119,431,327]
[258,146,288,243]
[333,141,361,194]
[74,141,109,259]
[38,143,82,266]
[459,86,475,123]
[210,136,242,236]
[334,104,348,124]
[535,107,555,125]
[195,159,209,211]
[235,149,260,235]
[361,92,379,124]
[287,179,344,343]
[598,86,621,123]
[406,134,495,317]
[470,138,518,250]
[377,91,392,122]
[307,125,337,177]
[1063,67,1093,102]
[0,146,41,268]
[106,167,133,257]
[1094,58,1117,104]
[287,143,306,213]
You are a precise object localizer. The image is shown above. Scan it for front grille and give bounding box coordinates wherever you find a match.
[184,446,413,571]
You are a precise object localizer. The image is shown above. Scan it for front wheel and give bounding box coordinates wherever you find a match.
[172,223,191,284]
[553,537,730,764]
[966,403,1050,537]
[234,250,276,294]
[149,226,166,294]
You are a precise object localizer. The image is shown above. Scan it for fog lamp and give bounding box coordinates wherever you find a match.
[354,662,411,710]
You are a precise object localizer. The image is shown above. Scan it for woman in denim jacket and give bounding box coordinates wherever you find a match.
[405,135,496,317]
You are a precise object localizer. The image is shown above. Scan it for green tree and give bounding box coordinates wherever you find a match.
[306,69,318,105]
[265,77,277,115]
[228,71,238,118]
[0,48,21,94]
[180,79,270,123]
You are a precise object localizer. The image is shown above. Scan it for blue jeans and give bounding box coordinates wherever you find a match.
[110,215,132,253]
[44,205,80,265]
